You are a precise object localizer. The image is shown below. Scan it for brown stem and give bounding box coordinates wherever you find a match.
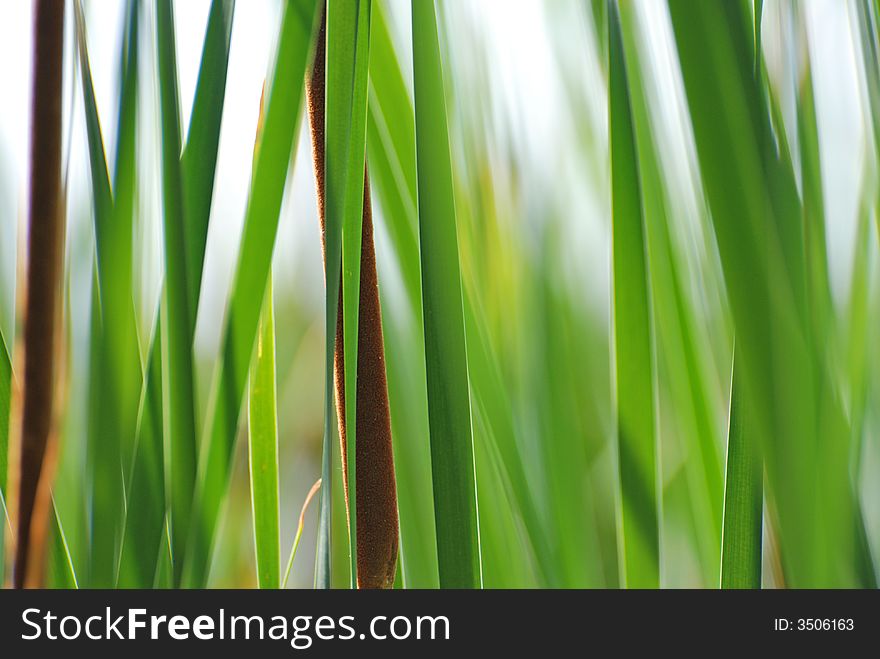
[307,6,399,589]
[13,0,66,589]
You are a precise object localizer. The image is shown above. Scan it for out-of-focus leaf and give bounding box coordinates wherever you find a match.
[668,0,869,587]
[608,0,659,588]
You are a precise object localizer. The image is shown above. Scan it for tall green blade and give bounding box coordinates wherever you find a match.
[248,278,280,589]
[720,359,762,588]
[411,0,481,589]
[326,0,372,590]
[609,0,659,588]
[184,0,319,588]
[157,0,198,586]
[181,0,236,318]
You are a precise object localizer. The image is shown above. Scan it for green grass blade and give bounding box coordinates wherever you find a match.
[181,0,236,315]
[184,0,319,588]
[411,0,481,589]
[157,0,199,586]
[609,0,659,588]
[326,0,372,590]
[248,277,280,589]
[720,358,762,588]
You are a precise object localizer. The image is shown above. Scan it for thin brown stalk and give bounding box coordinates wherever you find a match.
[307,6,399,589]
[12,0,66,589]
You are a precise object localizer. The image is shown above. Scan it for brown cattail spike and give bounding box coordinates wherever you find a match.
[13,0,66,589]
[306,6,400,589]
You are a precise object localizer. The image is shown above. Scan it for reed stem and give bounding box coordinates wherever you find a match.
[14,0,66,589]
[307,6,399,589]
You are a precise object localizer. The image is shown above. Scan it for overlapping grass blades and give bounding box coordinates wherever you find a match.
[668,0,871,587]
[608,0,659,588]
[615,0,723,585]
[184,0,319,588]
[118,0,234,588]
[74,0,142,587]
[411,0,481,589]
